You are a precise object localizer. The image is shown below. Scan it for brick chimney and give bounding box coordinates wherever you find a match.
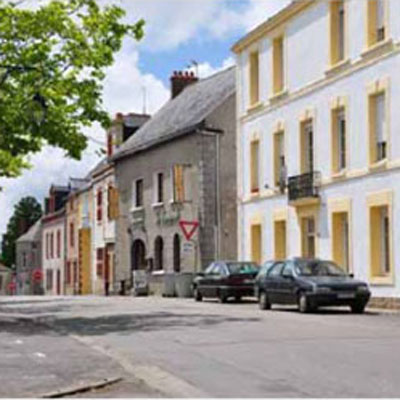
[170,71,198,99]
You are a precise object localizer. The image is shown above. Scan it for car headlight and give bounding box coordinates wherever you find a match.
[357,285,369,292]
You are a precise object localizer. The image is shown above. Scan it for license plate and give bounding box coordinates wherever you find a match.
[243,279,254,284]
[337,292,355,299]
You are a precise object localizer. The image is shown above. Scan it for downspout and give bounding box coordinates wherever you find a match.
[201,126,224,260]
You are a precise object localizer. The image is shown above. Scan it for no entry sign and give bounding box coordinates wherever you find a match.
[179,220,199,241]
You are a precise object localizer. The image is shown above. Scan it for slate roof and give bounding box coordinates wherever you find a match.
[16,218,42,243]
[112,66,235,161]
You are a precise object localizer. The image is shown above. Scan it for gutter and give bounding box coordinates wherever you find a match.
[200,126,224,260]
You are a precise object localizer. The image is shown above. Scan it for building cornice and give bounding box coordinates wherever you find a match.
[232,0,315,53]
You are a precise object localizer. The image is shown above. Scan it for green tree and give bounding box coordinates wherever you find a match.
[1,196,42,268]
[0,0,144,177]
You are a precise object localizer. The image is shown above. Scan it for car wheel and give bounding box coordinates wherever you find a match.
[218,290,228,303]
[234,295,242,303]
[259,291,271,310]
[351,302,366,314]
[298,292,311,313]
[193,286,202,302]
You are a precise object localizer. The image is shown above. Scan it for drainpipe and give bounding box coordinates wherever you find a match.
[201,126,223,260]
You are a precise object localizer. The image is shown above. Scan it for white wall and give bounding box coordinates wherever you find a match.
[237,0,400,298]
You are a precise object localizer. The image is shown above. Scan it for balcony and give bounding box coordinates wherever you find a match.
[288,171,321,206]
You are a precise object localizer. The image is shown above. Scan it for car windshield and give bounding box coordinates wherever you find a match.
[295,260,346,277]
[226,262,259,274]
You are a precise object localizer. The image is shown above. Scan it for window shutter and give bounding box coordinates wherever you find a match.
[174,165,184,202]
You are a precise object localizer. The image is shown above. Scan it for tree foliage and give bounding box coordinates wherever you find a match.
[0,0,145,177]
[1,196,42,268]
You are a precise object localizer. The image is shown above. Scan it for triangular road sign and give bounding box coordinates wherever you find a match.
[179,220,199,241]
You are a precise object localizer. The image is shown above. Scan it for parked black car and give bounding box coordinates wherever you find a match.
[193,261,260,303]
[257,258,371,313]
[254,260,280,299]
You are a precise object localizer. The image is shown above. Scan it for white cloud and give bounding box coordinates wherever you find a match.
[1,0,290,237]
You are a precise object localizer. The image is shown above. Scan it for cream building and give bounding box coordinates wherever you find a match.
[234,0,400,305]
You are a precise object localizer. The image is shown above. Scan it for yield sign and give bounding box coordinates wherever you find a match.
[179,220,199,241]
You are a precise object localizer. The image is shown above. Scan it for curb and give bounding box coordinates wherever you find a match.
[40,377,122,398]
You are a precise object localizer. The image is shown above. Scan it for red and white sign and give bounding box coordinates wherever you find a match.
[179,220,199,241]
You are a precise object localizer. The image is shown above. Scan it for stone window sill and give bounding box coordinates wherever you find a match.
[247,101,263,114]
[152,202,164,209]
[325,58,351,78]
[331,169,348,180]
[369,159,388,173]
[361,38,394,60]
[269,89,289,104]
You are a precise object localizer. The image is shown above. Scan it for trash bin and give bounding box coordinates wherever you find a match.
[163,274,176,297]
[175,273,194,298]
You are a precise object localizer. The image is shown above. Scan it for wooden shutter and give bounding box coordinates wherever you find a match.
[174,165,184,202]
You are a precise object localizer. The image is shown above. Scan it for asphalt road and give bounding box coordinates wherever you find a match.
[1,296,400,398]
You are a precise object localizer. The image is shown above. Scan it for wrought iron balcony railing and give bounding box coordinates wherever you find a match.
[288,171,321,203]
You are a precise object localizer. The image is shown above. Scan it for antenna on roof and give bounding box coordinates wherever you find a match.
[187,60,199,77]
[142,86,147,115]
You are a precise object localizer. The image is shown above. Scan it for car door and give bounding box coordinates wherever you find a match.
[264,262,284,303]
[279,261,298,304]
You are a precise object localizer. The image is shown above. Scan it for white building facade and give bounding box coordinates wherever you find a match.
[234,0,400,305]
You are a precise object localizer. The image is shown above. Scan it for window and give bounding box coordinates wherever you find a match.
[369,92,387,163]
[332,107,346,173]
[330,0,345,65]
[173,234,181,272]
[56,230,61,258]
[154,236,164,271]
[302,217,316,258]
[155,172,164,203]
[46,270,53,291]
[301,120,314,173]
[97,189,103,222]
[273,131,286,191]
[66,262,71,285]
[367,0,386,46]
[272,36,284,94]
[50,232,54,259]
[70,222,74,248]
[73,262,78,285]
[250,141,260,194]
[97,248,104,277]
[172,165,185,203]
[267,262,284,277]
[370,205,391,277]
[134,179,144,208]
[249,51,259,106]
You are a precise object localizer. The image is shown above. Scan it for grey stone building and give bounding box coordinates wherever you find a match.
[15,218,43,295]
[111,67,237,295]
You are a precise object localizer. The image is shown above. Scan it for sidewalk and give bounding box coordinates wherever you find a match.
[0,316,156,398]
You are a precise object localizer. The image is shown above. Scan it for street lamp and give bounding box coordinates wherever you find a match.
[0,65,47,126]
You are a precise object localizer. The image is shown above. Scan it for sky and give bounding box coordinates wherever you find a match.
[0,0,290,237]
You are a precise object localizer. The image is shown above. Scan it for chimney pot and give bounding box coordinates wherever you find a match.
[170,69,199,98]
